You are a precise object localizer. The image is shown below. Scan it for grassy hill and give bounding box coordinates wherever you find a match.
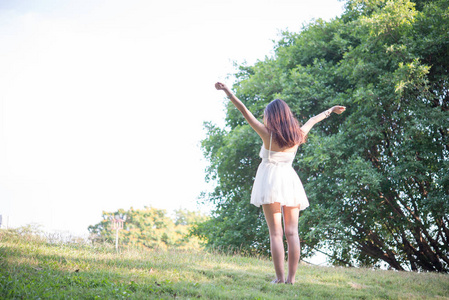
[1,229,448,299]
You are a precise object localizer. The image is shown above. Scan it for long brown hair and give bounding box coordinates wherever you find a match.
[264,99,305,148]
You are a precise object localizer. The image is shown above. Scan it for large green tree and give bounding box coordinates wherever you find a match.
[197,0,449,272]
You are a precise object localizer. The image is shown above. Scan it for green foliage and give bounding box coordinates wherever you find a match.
[88,207,207,250]
[194,123,272,255]
[1,230,449,299]
[198,0,449,272]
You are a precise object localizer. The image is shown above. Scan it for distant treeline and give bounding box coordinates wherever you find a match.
[88,207,208,250]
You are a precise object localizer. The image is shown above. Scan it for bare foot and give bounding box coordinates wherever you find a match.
[271,279,284,284]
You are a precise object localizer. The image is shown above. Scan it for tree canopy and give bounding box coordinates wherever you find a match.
[195,0,449,272]
[89,207,207,250]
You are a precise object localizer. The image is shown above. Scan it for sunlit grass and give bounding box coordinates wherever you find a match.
[1,229,448,299]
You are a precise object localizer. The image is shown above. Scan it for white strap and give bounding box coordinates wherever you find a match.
[269,133,272,159]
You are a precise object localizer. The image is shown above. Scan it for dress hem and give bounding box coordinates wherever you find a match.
[251,201,309,210]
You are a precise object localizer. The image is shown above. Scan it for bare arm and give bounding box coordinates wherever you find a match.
[301,106,346,135]
[215,82,268,138]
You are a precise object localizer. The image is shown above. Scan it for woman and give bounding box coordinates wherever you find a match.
[215,82,346,284]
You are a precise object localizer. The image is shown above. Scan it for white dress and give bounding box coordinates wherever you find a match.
[250,135,309,210]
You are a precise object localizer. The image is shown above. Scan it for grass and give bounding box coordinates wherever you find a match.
[1,229,448,299]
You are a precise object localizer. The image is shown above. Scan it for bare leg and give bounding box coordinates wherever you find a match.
[283,205,300,284]
[263,203,285,283]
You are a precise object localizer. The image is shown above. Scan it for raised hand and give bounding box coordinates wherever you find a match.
[215,82,229,91]
[331,106,346,114]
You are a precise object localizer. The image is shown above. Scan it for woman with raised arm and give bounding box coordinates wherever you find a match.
[215,82,346,284]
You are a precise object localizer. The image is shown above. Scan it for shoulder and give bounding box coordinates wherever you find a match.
[259,128,271,145]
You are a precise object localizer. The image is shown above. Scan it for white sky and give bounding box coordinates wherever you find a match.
[0,0,345,236]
